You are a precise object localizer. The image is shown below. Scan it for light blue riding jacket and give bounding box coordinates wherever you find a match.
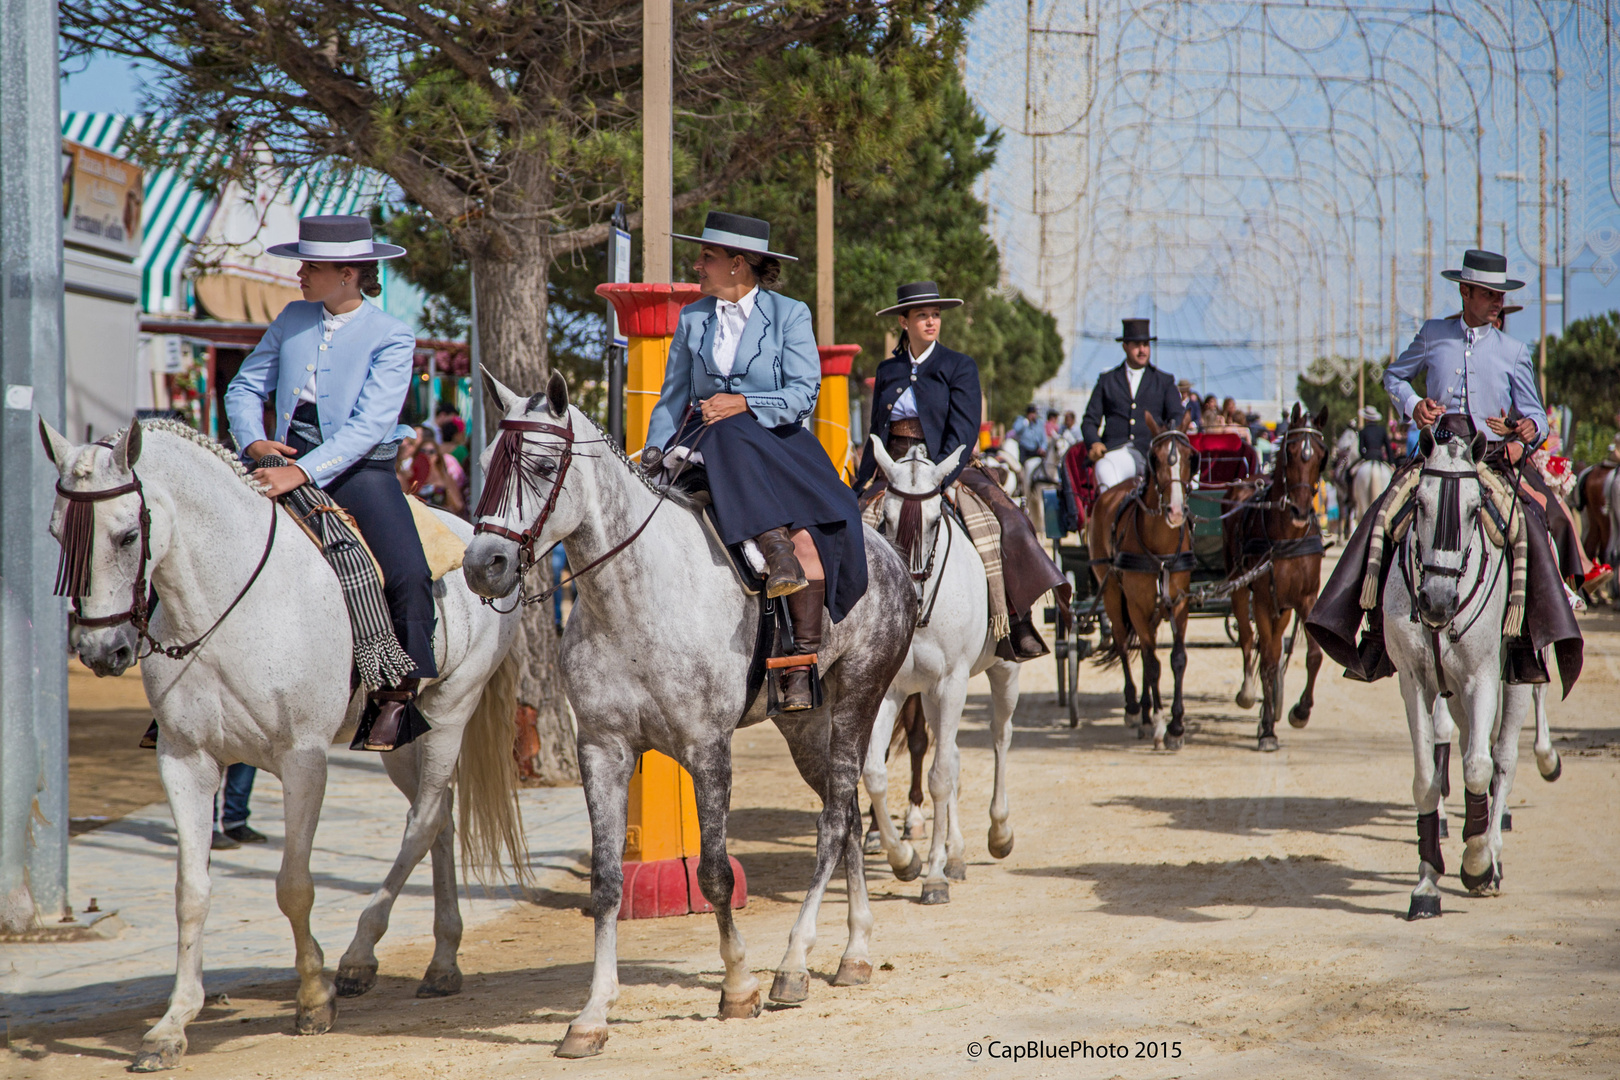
[1384,317,1547,443]
[225,300,417,486]
[645,289,821,450]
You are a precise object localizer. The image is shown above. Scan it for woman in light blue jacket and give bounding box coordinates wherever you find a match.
[643,211,866,710]
[225,215,431,752]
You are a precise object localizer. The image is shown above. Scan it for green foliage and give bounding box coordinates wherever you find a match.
[1545,311,1620,428]
[1296,355,1390,435]
[1567,419,1615,468]
[953,292,1067,424]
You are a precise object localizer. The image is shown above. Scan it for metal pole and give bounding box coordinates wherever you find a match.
[0,0,69,930]
[642,0,673,282]
[606,203,628,447]
[468,265,484,507]
[1538,129,1548,403]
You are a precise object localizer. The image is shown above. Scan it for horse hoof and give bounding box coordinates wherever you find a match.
[1540,755,1562,782]
[1406,894,1442,920]
[832,958,872,987]
[1459,863,1498,895]
[556,1025,609,1058]
[131,1040,185,1072]
[1501,812,1513,833]
[1288,704,1311,729]
[1164,734,1184,752]
[416,967,463,998]
[1258,735,1279,753]
[987,829,1014,860]
[334,964,378,998]
[1438,817,1450,839]
[893,848,922,882]
[863,829,881,855]
[920,881,950,905]
[767,972,807,1006]
[1235,690,1256,710]
[295,997,337,1036]
[1137,724,1149,740]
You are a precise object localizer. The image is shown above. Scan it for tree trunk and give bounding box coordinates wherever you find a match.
[470,237,580,786]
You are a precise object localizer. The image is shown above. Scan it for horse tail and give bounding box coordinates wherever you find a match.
[1090,622,1139,669]
[453,648,532,888]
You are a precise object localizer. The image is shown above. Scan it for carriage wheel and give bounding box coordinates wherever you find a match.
[1224,611,1241,645]
[1054,638,1069,706]
[1066,644,1081,728]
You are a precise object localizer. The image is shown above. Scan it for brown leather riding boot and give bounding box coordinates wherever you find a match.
[356,677,421,752]
[756,526,808,598]
[1009,614,1049,661]
[780,581,825,711]
[140,719,159,750]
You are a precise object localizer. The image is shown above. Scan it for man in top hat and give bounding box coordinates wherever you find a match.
[1307,249,1583,690]
[1081,318,1186,491]
[856,281,1068,660]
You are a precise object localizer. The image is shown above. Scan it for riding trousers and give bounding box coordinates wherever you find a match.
[1094,446,1146,491]
[286,402,438,679]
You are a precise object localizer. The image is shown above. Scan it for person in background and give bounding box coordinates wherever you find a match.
[1178,379,1203,430]
[435,400,464,442]
[1081,318,1185,490]
[1009,403,1048,462]
[1044,408,1061,443]
[1060,410,1079,442]
[1202,394,1219,421]
[1357,405,1390,463]
[408,426,467,516]
[212,763,265,850]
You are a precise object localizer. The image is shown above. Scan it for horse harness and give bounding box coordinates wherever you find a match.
[52,465,279,661]
[886,480,955,628]
[1106,429,1198,616]
[1230,423,1328,617]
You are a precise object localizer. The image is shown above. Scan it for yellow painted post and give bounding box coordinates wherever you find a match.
[814,345,860,481]
[595,283,717,918]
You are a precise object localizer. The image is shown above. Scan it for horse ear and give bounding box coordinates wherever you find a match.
[1179,409,1194,432]
[479,365,523,415]
[934,444,969,485]
[1469,429,1488,464]
[869,434,898,479]
[1418,425,1436,460]
[38,417,72,470]
[1315,405,1330,430]
[113,418,142,472]
[546,369,570,416]
[1145,412,1163,437]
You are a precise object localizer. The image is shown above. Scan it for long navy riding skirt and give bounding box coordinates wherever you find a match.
[669,411,867,623]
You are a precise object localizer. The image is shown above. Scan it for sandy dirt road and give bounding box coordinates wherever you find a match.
[12,603,1620,1078]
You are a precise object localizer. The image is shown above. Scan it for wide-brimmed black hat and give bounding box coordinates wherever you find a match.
[266,214,405,261]
[672,211,797,262]
[1440,249,1525,292]
[875,280,964,318]
[1116,318,1156,342]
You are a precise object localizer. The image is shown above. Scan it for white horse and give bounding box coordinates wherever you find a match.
[1352,457,1394,529]
[42,418,522,1071]
[863,440,1022,904]
[1383,428,1561,920]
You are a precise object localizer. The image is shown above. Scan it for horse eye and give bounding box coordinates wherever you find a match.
[535,461,556,479]
[119,531,139,548]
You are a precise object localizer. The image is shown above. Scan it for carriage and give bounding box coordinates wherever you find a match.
[1043,431,1260,726]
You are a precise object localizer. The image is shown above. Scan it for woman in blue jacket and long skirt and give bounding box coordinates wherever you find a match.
[642,211,867,710]
[225,214,434,751]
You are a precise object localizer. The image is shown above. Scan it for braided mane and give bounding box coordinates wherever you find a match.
[116,418,270,494]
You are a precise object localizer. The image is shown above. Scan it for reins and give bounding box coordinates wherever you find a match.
[885,482,954,628]
[53,469,279,661]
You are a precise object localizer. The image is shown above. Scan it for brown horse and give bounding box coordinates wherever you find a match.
[1223,403,1329,752]
[1578,463,1613,567]
[1088,412,1197,750]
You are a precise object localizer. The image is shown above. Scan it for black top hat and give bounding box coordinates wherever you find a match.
[266,214,405,262]
[875,280,965,318]
[672,211,798,262]
[1440,249,1525,292]
[1116,318,1156,342]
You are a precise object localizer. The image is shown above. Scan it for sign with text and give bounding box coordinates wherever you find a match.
[62,140,144,260]
[610,226,632,347]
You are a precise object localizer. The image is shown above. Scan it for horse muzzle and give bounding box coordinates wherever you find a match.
[76,624,139,677]
[462,532,521,599]
[1415,580,1460,629]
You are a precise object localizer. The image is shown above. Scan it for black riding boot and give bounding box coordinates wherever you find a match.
[1348,606,1396,682]
[1009,613,1050,661]
[756,526,808,598]
[354,677,428,752]
[1503,638,1550,685]
[780,582,825,711]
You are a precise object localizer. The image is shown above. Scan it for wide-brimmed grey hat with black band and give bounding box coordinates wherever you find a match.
[267,214,406,262]
[875,280,964,318]
[672,210,798,262]
[1440,248,1525,292]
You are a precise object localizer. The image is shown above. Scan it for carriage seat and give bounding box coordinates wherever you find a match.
[1188,432,1258,488]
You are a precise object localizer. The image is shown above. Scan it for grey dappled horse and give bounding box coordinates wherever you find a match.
[41,418,522,1071]
[461,372,915,1058]
[1383,426,1561,920]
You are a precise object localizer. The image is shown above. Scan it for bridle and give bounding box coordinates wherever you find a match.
[885,480,953,628]
[472,406,702,612]
[1139,429,1194,518]
[1271,424,1326,517]
[53,470,278,661]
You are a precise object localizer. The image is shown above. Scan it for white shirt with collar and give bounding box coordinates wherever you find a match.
[1125,362,1146,399]
[890,340,937,420]
[711,287,759,377]
[297,302,366,404]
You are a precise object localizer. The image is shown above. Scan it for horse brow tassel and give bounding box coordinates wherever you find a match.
[894,497,924,565]
[54,498,95,597]
[474,429,524,522]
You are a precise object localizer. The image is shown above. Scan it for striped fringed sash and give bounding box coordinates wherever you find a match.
[260,454,415,690]
[951,483,1012,644]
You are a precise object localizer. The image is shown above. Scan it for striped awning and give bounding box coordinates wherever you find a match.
[61,113,387,316]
